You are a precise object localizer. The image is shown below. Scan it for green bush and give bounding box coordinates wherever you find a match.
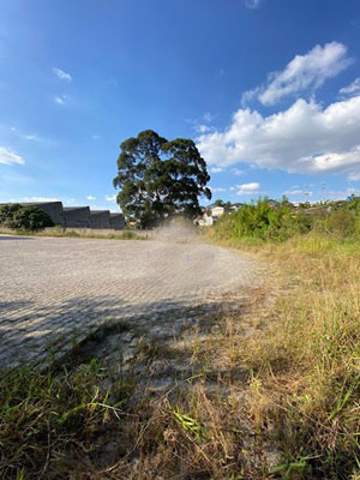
[0,204,54,231]
[0,204,22,225]
[213,197,360,243]
[323,209,358,237]
[214,198,312,242]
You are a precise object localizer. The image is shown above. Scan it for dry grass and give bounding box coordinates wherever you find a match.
[205,232,360,479]
[0,225,148,240]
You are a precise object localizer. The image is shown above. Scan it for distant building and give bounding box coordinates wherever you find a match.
[63,206,91,228]
[211,205,225,218]
[196,211,214,227]
[89,210,111,229]
[230,203,243,212]
[0,201,126,230]
[109,213,126,230]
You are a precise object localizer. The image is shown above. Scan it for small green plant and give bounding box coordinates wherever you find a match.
[172,406,207,442]
[271,455,315,479]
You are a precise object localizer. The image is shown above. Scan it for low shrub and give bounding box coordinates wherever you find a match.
[213,198,312,242]
[213,197,360,243]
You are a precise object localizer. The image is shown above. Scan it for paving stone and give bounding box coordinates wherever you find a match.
[0,235,261,369]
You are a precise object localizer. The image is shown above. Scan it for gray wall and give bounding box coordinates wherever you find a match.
[89,210,111,229]
[109,213,125,230]
[1,202,125,230]
[21,202,65,226]
[64,207,90,228]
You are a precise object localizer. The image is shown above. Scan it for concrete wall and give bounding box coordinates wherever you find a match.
[1,202,126,230]
[109,213,125,230]
[89,210,111,229]
[64,207,91,228]
[19,202,65,226]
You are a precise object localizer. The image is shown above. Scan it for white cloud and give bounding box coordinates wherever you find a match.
[348,171,360,181]
[23,196,59,202]
[86,195,96,201]
[210,166,224,173]
[203,112,214,123]
[7,126,45,143]
[196,124,213,134]
[189,112,216,134]
[232,182,260,195]
[339,77,360,97]
[92,134,101,140]
[52,67,72,82]
[23,133,43,142]
[284,188,312,197]
[323,187,360,200]
[54,94,68,105]
[210,187,226,193]
[197,95,360,179]
[244,0,262,9]
[105,194,117,202]
[242,42,352,106]
[232,168,244,176]
[0,146,24,166]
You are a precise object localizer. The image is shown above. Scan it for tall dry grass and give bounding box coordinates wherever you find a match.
[0,225,148,240]
[209,233,360,479]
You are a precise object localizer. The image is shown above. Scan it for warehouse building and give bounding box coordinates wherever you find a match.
[1,201,126,230]
[109,213,125,230]
[63,206,91,228]
[89,210,111,229]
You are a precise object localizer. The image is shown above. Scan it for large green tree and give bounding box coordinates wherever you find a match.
[113,130,211,228]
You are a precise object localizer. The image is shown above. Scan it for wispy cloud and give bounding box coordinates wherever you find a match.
[8,126,45,143]
[242,42,352,106]
[339,77,360,97]
[203,112,214,123]
[244,0,262,9]
[52,67,72,82]
[210,166,224,173]
[105,194,117,202]
[54,94,68,105]
[23,196,60,203]
[231,182,261,195]
[284,188,313,197]
[188,111,216,134]
[86,195,96,201]
[210,187,226,193]
[0,146,24,166]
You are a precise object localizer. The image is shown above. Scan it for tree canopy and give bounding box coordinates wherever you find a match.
[113,130,211,228]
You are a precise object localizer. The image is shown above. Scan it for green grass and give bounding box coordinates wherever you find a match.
[0,360,134,479]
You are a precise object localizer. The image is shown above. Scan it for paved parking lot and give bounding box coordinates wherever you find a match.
[0,235,259,368]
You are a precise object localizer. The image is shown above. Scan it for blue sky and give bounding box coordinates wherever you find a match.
[1,0,360,210]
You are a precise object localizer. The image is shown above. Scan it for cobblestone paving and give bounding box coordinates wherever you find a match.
[0,235,260,368]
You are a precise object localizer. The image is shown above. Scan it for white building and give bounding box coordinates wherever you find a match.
[210,205,225,218]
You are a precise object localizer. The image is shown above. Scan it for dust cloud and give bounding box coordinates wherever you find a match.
[152,218,200,244]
